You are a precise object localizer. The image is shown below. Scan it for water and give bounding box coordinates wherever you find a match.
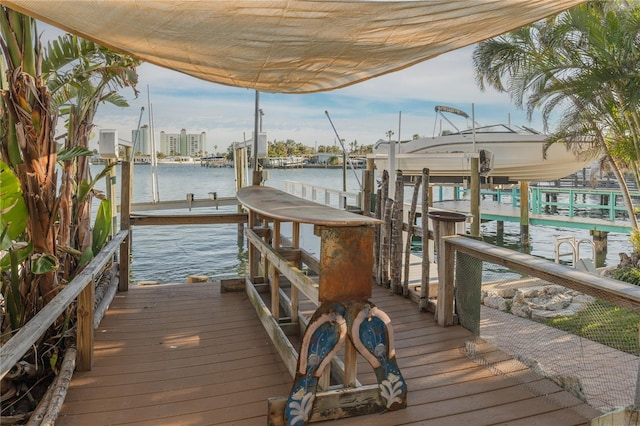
[94,164,633,284]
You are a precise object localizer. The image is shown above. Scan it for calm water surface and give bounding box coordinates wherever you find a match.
[95,164,633,284]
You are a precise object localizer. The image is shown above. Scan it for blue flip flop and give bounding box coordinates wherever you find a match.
[285,303,346,426]
[350,302,407,410]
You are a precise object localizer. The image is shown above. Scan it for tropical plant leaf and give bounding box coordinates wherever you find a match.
[57,145,93,162]
[78,247,93,269]
[0,160,28,250]
[92,198,112,254]
[32,254,59,274]
[4,247,25,331]
[0,241,32,272]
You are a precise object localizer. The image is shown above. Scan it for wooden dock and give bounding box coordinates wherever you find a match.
[57,281,599,425]
[434,199,633,233]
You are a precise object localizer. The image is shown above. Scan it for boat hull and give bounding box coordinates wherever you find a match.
[372,133,593,182]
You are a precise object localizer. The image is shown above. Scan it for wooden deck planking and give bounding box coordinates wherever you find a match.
[58,281,599,425]
[58,282,291,426]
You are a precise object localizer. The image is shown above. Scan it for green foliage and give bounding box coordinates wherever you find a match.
[267,139,314,157]
[0,161,29,330]
[0,242,31,273]
[610,266,640,286]
[92,199,112,255]
[317,145,342,154]
[31,254,59,274]
[0,160,27,250]
[57,146,93,162]
[630,228,640,255]
[545,300,640,355]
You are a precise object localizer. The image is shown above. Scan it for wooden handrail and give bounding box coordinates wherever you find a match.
[444,235,640,309]
[0,230,128,379]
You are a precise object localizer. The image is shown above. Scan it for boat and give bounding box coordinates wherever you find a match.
[370,106,594,183]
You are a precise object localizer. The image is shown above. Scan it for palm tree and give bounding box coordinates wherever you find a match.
[473,1,640,229]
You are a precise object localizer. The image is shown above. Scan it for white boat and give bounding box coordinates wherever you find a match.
[370,106,594,183]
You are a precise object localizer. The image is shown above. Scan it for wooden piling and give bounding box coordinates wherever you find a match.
[378,170,390,286]
[381,198,393,288]
[391,171,404,294]
[403,175,422,297]
[470,158,480,237]
[419,168,431,311]
[118,158,132,291]
[362,168,374,217]
[374,186,382,284]
[520,181,530,252]
[591,230,609,267]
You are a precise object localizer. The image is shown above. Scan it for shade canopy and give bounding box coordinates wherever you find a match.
[2,0,585,93]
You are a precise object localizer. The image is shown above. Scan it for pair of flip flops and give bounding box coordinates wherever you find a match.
[284,301,407,426]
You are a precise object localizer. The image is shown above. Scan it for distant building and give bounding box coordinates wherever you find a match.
[131,125,151,155]
[159,129,206,156]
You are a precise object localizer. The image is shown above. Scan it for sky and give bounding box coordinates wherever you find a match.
[40,23,544,155]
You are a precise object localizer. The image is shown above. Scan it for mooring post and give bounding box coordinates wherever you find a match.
[590,230,609,267]
[419,168,431,311]
[391,171,404,294]
[428,211,467,326]
[520,181,530,253]
[470,157,480,237]
[118,157,132,291]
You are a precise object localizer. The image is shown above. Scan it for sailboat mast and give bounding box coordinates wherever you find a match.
[148,85,160,203]
[472,103,476,153]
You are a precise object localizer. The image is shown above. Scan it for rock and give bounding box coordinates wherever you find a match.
[511,301,531,318]
[517,286,543,299]
[531,308,578,320]
[543,294,572,311]
[487,286,518,298]
[187,275,209,283]
[487,283,594,320]
[484,293,508,311]
[572,294,595,304]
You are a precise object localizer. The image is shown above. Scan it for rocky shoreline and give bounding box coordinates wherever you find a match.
[481,279,597,320]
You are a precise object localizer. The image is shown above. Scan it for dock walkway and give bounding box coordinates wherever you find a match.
[434,199,633,233]
[58,281,599,425]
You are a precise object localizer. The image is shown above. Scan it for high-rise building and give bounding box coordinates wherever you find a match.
[131,125,151,155]
[160,129,206,156]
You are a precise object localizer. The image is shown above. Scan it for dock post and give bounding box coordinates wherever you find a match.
[362,168,373,216]
[590,230,608,267]
[470,158,480,237]
[119,158,132,291]
[519,181,530,252]
[374,187,382,283]
[76,278,95,371]
[419,168,431,311]
[403,175,421,297]
[391,171,404,294]
[428,211,467,326]
[496,221,504,245]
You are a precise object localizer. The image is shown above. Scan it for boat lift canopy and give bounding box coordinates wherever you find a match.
[3,0,585,94]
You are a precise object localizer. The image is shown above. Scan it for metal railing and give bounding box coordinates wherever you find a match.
[283,180,361,210]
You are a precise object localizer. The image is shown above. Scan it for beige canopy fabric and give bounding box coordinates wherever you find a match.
[2,0,585,94]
